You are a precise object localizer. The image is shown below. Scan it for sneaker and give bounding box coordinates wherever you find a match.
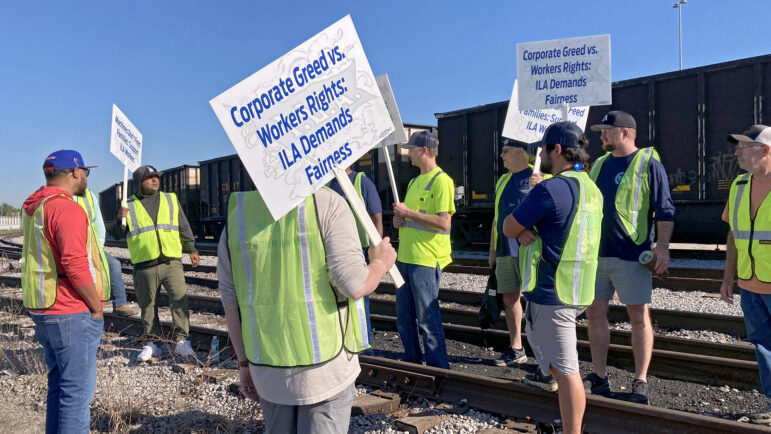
[137,342,160,362]
[585,372,611,397]
[113,303,139,316]
[749,404,771,424]
[174,340,196,357]
[523,370,558,392]
[494,347,527,366]
[629,379,649,405]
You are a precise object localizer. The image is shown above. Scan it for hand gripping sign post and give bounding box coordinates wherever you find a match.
[375,74,408,203]
[209,15,403,287]
[513,34,611,172]
[109,104,143,226]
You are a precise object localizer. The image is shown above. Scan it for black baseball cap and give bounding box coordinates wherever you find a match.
[402,131,438,149]
[727,124,771,146]
[532,122,587,149]
[591,110,637,131]
[133,165,161,184]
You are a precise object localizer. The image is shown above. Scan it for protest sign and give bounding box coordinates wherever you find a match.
[209,15,395,220]
[502,79,589,144]
[109,104,143,172]
[109,104,142,222]
[516,34,611,110]
[375,74,407,202]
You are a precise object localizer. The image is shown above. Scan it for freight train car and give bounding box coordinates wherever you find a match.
[432,54,771,245]
[198,154,256,239]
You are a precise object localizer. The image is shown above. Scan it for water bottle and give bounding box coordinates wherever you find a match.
[210,336,220,363]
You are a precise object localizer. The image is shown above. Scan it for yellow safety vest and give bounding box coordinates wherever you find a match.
[22,194,110,309]
[74,188,97,225]
[590,148,660,245]
[227,190,369,367]
[728,173,771,282]
[125,192,182,264]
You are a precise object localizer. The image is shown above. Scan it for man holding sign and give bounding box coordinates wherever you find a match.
[393,131,455,369]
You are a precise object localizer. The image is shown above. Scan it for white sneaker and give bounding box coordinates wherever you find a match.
[174,340,195,357]
[137,342,160,362]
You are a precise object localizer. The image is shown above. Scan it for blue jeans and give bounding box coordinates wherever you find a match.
[105,252,127,306]
[395,261,449,369]
[31,310,103,434]
[741,289,771,399]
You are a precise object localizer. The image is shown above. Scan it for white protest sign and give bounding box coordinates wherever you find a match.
[374,73,407,203]
[517,34,611,110]
[109,104,143,172]
[502,79,589,143]
[209,15,395,220]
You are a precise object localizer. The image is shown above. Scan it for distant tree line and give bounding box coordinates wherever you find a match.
[0,203,21,216]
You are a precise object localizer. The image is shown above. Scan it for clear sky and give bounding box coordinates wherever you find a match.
[1,0,768,207]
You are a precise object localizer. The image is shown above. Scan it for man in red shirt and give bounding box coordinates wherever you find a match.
[22,150,109,434]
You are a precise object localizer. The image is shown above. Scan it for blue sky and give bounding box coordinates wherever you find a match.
[1,0,769,207]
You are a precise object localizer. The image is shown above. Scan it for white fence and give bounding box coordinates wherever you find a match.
[0,216,21,231]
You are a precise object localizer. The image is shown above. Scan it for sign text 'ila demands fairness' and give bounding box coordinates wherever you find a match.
[517,34,611,110]
[109,104,142,172]
[210,15,394,219]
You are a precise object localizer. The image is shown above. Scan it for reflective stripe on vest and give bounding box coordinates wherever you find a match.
[227,191,369,367]
[518,172,603,305]
[492,172,514,251]
[75,189,96,225]
[590,148,659,245]
[125,192,182,263]
[403,171,451,235]
[728,173,771,282]
[22,194,110,309]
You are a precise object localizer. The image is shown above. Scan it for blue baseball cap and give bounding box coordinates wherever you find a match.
[532,122,588,148]
[43,150,97,173]
[402,131,438,149]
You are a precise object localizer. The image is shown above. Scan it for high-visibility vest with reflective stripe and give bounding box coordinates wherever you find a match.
[74,188,97,225]
[590,148,660,245]
[518,171,603,305]
[21,194,111,309]
[227,191,370,367]
[728,174,771,282]
[403,170,451,235]
[125,192,182,264]
[492,172,514,251]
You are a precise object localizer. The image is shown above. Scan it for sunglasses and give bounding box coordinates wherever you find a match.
[79,168,90,177]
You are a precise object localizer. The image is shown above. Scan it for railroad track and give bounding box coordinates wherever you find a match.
[0,293,763,433]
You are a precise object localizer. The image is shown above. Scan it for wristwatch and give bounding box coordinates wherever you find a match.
[238,360,249,368]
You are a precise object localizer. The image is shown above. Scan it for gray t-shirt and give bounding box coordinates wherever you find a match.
[217,188,369,405]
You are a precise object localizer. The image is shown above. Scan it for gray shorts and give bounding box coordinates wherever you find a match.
[495,256,522,294]
[525,303,585,376]
[594,257,652,305]
[261,383,354,434]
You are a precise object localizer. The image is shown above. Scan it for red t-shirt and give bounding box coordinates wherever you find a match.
[23,186,103,315]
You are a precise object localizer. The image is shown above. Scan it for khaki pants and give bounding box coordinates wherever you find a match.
[133,260,189,341]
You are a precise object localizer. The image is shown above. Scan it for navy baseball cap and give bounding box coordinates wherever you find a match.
[43,150,96,173]
[402,131,438,149]
[590,110,637,131]
[532,122,588,148]
[727,124,771,146]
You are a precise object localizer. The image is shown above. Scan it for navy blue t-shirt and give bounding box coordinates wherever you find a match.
[496,167,533,257]
[594,151,675,261]
[328,171,383,216]
[512,175,579,305]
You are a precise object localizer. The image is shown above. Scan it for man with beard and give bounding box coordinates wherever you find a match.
[585,111,675,404]
[503,122,602,434]
[22,150,109,433]
[113,165,200,361]
[392,131,455,369]
[719,125,771,424]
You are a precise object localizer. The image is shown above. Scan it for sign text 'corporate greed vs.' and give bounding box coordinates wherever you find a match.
[109,104,143,172]
[517,34,611,110]
[210,15,394,219]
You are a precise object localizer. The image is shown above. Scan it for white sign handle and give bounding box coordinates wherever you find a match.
[380,144,400,203]
[121,165,128,226]
[561,102,569,122]
[332,166,404,287]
